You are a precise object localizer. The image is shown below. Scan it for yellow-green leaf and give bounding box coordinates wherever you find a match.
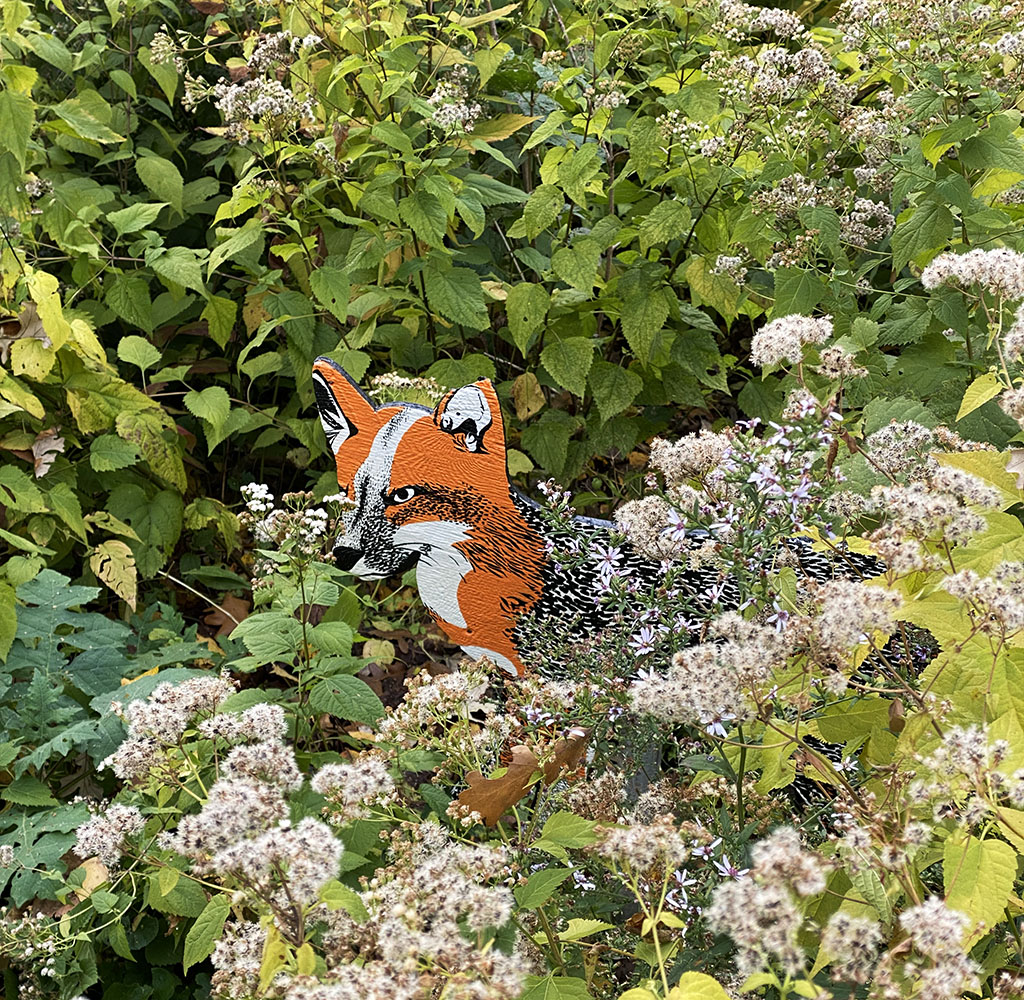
[943,832,1017,944]
[957,371,1003,422]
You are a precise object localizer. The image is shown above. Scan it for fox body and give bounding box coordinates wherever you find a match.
[314,357,605,676]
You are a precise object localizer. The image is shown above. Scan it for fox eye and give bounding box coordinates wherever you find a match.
[386,485,420,505]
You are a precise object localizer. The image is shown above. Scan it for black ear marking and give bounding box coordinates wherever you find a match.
[312,369,356,453]
[436,384,493,453]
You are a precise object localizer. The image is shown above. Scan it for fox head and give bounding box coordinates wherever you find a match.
[312,357,521,579]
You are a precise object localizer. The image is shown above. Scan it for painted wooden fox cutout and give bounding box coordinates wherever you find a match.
[313,357,558,676]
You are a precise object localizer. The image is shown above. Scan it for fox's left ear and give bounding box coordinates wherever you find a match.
[434,379,505,455]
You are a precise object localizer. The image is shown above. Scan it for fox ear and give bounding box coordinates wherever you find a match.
[312,358,375,455]
[434,380,504,454]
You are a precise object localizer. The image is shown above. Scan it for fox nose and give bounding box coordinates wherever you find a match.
[332,546,363,571]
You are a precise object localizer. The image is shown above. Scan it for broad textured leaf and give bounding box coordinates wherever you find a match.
[136,155,184,214]
[310,265,352,324]
[105,275,154,334]
[309,621,354,656]
[423,261,489,331]
[520,975,593,999]
[0,90,35,168]
[2,776,57,807]
[772,267,825,318]
[551,239,601,293]
[208,225,264,275]
[184,386,230,433]
[183,894,231,973]
[505,283,549,355]
[51,97,125,143]
[114,410,186,492]
[557,142,600,206]
[117,335,161,371]
[399,191,448,247]
[957,371,1003,422]
[943,832,1016,944]
[638,200,691,253]
[514,868,572,909]
[589,361,643,421]
[107,202,166,235]
[620,276,671,362]
[666,973,732,1000]
[522,184,563,239]
[231,612,303,661]
[959,114,1024,175]
[308,675,384,725]
[202,295,237,349]
[89,540,137,609]
[321,880,369,921]
[146,246,205,294]
[541,337,594,397]
[891,199,954,274]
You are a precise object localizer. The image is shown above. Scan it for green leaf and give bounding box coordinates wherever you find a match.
[505,283,549,356]
[0,582,15,663]
[231,613,303,661]
[208,225,264,275]
[772,267,825,318]
[321,880,369,921]
[136,155,184,214]
[816,697,890,742]
[309,265,352,324]
[48,482,87,541]
[541,337,594,397]
[620,270,671,362]
[684,256,741,322]
[371,120,413,156]
[117,335,161,372]
[114,411,186,493]
[523,110,568,151]
[146,246,205,295]
[557,918,614,941]
[551,239,601,293]
[89,434,141,472]
[308,675,384,725]
[399,191,448,247]
[309,621,354,656]
[514,867,572,909]
[959,114,1024,176]
[921,117,978,166]
[957,371,1003,422]
[0,466,46,513]
[943,832,1016,944]
[520,975,593,1000]
[533,811,597,854]
[423,260,489,331]
[105,274,154,334]
[668,973,732,1000]
[51,97,125,143]
[107,202,167,236]
[2,775,57,807]
[183,894,230,973]
[0,89,35,168]
[891,199,954,274]
[589,361,643,421]
[202,295,237,350]
[521,184,563,239]
[109,68,137,98]
[638,200,691,253]
[557,142,600,206]
[184,386,230,435]
[146,871,208,918]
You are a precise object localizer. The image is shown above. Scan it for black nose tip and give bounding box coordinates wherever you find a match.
[333,546,362,571]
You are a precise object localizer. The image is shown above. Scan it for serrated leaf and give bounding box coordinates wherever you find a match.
[891,199,954,274]
[667,973,732,1000]
[231,612,304,661]
[183,894,230,973]
[107,202,167,236]
[310,621,354,656]
[505,283,549,356]
[522,185,563,239]
[114,410,186,493]
[943,832,1017,944]
[589,361,643,421]
[638,200,691,253]
[89,540,137,609]
[184,386,230,432]
[514,868,572,909]
[310,265,352,324]
[2,775,57,807]
[541,337,594,397]
[621,282,670,362]
[136,155,184,214]
[957,371,1003,422]
[202,295,237,350]
[105,274,154,334]
[423,260,489,331]
[117,335,161,372]
[208,226,263,275]
[321,880,369,921]
[557,143,600,206]
[146,246,205,294]
[520,975,593,1000]
[551,239,601,293]
[51,97,125,143]
[399,191,448,247]
[959,114,1024,176]
[0,89,34,168]
[308,675,384,725]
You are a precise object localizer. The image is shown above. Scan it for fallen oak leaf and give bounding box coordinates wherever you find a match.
[457,730,590,826]
[203,594,250,637]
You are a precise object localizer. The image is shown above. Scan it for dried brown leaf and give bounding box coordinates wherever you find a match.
[203,594,251,637]
[31,427,64,478]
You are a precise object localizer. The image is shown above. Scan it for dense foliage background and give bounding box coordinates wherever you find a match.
[3,0,1024,996]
